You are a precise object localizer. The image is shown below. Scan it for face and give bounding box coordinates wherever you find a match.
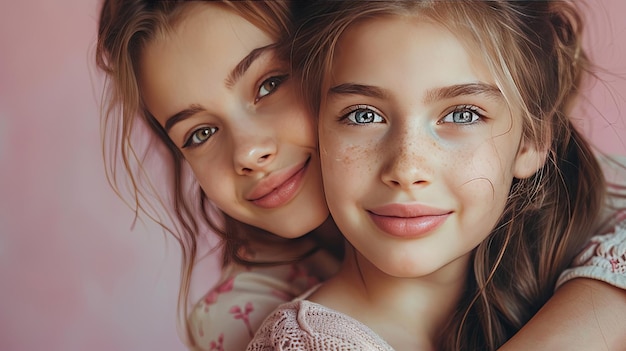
[139,3,328,238]
[319,16,543,279]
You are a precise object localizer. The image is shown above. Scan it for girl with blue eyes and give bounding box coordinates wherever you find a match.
[249,1,626,350]
[96,0,626,350]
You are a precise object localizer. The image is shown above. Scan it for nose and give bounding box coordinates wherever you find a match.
[380,127,431,189]
[233,135,277,175]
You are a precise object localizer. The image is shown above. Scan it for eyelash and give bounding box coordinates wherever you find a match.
[255,74,289,102]
[438,105,485,125]
[337,104,485,126]
[338,105,386,125]
[182,126,218,149]
[180,73,289,149]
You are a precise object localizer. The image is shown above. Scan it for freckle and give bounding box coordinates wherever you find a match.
[338,144,361,167]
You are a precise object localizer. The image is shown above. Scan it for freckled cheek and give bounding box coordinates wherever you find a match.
[319,136,377,189]
[435,143,478,184]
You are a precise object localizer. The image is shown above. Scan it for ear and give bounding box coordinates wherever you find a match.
[513,138,548,179]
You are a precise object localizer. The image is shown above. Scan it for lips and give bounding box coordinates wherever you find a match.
[367,203,451,238]
[246,157,310,209]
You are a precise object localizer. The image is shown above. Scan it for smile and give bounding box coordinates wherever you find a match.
[246,157,310,209]
[367,203,452,238]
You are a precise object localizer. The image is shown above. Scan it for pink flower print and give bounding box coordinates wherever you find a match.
[209,333,224,351]
[288,264,320,289]
[204,292,219,305]
[204,277,235,305]
[287,264,306,282]
[217,277,235,293]
[230,302,255,337]
[610,256,626,274]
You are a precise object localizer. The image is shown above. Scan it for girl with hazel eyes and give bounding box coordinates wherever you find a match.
[95,0,626,350]
[97,1,342,350]
[249,1,626,350]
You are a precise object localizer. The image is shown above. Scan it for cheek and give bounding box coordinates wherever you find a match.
[458,136,516,179]
[285,114,316,149]
[278,92,317,146]
[188,152,233,198]
[319,131,377,204]
[453,143,516,211]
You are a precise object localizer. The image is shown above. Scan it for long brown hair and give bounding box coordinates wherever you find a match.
[95,0,300,346]
[291,1,621,349]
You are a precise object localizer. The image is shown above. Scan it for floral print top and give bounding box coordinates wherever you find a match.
[190,154,626,351]
[189,215,626,351]
[188,250,339,351]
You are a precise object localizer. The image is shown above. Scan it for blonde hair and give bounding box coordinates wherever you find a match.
[95,0,298,347]
[292,1,621,349]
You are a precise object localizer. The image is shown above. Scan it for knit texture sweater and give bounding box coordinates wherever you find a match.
[246,298,394,351]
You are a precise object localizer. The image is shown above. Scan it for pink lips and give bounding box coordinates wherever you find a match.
[246,158,309,209]
[367,203,451,238]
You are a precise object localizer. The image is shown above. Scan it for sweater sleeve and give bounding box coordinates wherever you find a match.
[556,215,626,290]
[556,155,626,290]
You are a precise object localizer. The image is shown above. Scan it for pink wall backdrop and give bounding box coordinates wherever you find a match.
[0,1,624,350]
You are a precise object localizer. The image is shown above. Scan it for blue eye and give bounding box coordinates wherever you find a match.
[256,75,288,101]
[344,107,385,124]
[440,106,482,124]
[183,126,218,148]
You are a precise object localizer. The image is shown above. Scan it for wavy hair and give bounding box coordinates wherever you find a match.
[291,1,622,349]
[95,0,301,347]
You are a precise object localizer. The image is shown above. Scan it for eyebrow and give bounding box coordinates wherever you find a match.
[328,83,388,99]
[224,43,277,89]
[164,43,278,132]
[424,83,502,103]
[164,104,205,133]
[328,82,502,103]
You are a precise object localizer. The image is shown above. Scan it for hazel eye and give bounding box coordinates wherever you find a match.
[183,126,218,148]
[256,75,287,101]
[344,108,384,124]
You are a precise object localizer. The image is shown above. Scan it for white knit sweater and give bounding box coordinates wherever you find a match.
[246,298,395,351]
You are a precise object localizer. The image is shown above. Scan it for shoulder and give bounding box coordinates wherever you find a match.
[247,300,394,351]
[189,264,320,351]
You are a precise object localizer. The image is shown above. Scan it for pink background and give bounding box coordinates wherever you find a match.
[0,1,624,350]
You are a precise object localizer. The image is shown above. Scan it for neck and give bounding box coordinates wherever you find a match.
[309,215,345,260]
[245,216,343,264]
[310,245,470,350]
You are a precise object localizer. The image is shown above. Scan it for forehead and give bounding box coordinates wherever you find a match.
[138,3,274,121]
[332,15,492,87]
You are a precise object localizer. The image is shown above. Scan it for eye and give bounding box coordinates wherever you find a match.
[439,106,482,125]
[342,107,385,125]
[256,75,288,102]
[183,126,218,148]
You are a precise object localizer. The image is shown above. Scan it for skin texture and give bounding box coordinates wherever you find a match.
[320,15,543,278]
[139,4,328,238]
[132,3,624,349]
[312,15,544,350]
[501,279,626,350]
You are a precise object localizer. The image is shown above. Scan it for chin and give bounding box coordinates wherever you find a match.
[279,217,325,239]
